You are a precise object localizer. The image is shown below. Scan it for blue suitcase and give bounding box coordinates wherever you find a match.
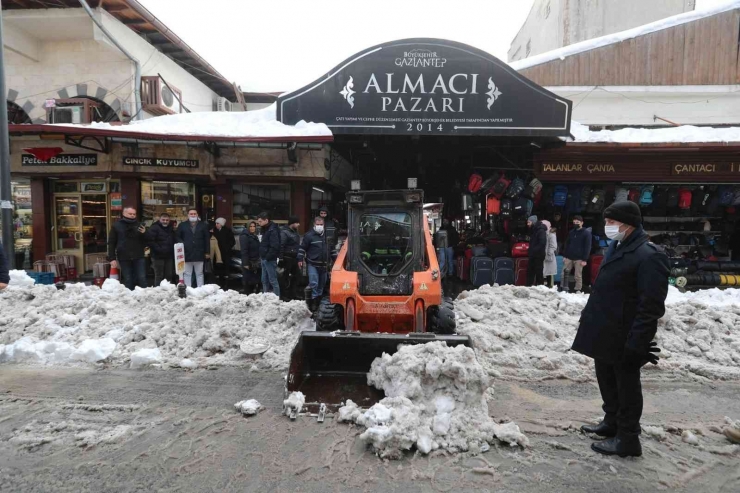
[554,256,564,283]
[493,257,514,286]
[471,257,494,287]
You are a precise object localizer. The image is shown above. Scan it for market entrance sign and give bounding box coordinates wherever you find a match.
[277,38,572,137]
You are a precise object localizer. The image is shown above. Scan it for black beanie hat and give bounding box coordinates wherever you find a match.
[604,200,642,227]
[288,215,300,225]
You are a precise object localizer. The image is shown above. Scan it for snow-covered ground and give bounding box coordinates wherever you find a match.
[2,271,739,384]
[0,272,313,370]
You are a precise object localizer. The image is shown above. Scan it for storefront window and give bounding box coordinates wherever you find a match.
[54,181,78,193]
[141,181,195,225]
[232,183,290,228]
[12,180,33,267]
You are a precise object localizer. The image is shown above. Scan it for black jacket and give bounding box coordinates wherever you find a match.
[107,217,147,261]
[323,218,338,247]
[563,226,592,261]
[280,225,300,258]
[176,221,210,262]
[214,226,236,260]
[259,221,281,261]
[528,222,548,259]
[440,224,460,247]
[146,221,176,259]
[571,228,670,364]
[297,229,328,266]
[240,231,261,262]
[0,241,9,284]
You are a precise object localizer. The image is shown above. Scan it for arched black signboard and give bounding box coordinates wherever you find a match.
[277,38,572,137]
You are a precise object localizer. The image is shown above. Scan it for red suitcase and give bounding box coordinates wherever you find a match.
[515,258,529,286]
[590,255,605,285]
[457,256,470,281]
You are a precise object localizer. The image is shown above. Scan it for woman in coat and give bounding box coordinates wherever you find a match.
[542,220,558,287]
[239,221,261,294]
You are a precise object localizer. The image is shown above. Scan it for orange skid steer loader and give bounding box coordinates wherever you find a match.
[287,188,472,413]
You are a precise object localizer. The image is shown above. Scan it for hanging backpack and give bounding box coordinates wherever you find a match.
[552,185,568,207]
[651,187,669,215]
[705,186,721,215]
[500,199,513,218]
[480,175,497,194]
[666,188,680,209]
[568,185,584,213]
[468,173,483,193]
[511,242,529,258]
[513,196,533,217]
[719,186,734,206]
[486,195,501,215]
[733,187,740,206]
[587,188,607,213]
[505,177,525,199]
[628,188,641,203]
[678,188,692,210]
[614,187,629,203]
[489,174,511,199]
[522,178,543,200]
[580,185,593,211]
[639,185,654,206]
[533,187,544,207]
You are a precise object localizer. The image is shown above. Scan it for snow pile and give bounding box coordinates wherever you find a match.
[338,341,528,459]
[510,1,740,71]
[0,280,313,369]
[283,392,305,414]
[8,270,35,288]
[454,285,740,382]
[234,399,263,416]
[81,104,332,139]
[569,121,740,144]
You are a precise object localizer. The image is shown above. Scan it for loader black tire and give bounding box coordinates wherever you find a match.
[427,305,456,335]
[316,297,344,332]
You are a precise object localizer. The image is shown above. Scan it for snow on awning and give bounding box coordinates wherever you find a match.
[9,104,333,143]
[569,121,740,144]
[510,0,740,72]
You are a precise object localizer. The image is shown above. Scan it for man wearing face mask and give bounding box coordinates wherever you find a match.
[176,209,210,288]
[297,217,328,311]
[572,200,669,458]
[561,215,591,293]
[107,207,148,290]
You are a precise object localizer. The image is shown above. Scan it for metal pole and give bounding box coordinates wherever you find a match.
[0,9,15,269]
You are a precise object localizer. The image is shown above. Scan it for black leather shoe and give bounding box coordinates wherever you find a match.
[581,421,618,437]
[591,433,642,458]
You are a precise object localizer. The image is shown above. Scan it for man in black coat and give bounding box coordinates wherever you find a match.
[279,215,301,300]
[526,215,547,286]
[562,215,592,293]
[572,201,669,458]
[257,211,281,296]
[213,217,236,289]
[298,216,329,311]
[146,213,176,285]
[176,209,210,288]
[107,207,148,290]
[0,240,9,290]
[239,221,261,294]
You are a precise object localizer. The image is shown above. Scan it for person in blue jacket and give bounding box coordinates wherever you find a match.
[561,215,592,293]
[0,241,10,290]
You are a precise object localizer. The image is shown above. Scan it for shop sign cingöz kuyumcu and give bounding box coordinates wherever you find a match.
[277,38,572,137]
[123,157,198,168]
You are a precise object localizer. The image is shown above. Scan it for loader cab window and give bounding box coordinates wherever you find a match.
[358,212,413,275]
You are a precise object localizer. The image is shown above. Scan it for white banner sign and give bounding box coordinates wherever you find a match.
[174,243,186,276]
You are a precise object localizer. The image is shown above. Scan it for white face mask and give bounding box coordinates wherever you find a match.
[188,216,198,222]
[605,224,625,241]
[314,225,324,234]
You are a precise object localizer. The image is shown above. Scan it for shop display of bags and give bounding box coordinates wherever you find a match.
[678,188,692,210]
[490,174,511,198]
[552,185,568,207]
[468,173,483,193]
[587,188,607,213]
[493,257,515,285]
[486,195,501,215]
[471,256,494,287]
[505,177,525,199]
[522,178,543,199]
[500,199,513,218]
[515,258,529,286]
[615,187,629,202]
[513,196,533,217]
[639,185,655,206]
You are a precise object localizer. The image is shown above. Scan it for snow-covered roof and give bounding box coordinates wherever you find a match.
[9,104,333,143]
[511,0,740,71]
[569,121,740,144]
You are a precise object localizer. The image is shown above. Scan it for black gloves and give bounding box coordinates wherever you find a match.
[623,341,661,367]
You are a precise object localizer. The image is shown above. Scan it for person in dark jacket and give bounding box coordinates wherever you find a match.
[176,209,210,288]
[239,221,261,294]
[561,215,592,292]
[318,205,337,254]
[526,215,547,286]
[107,207,148,290]
[257,211,281,296]
[298,216,328,311]
[439,218,459,277]
[213,217,236,289]
[572,201,669,458]
[279,215,301,300]
[0,241,9,290]
[146,213,176,286]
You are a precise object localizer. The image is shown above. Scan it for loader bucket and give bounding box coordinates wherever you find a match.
[286,331,473,413]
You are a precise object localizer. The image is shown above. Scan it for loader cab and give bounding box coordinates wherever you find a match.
[345,189,425,296]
